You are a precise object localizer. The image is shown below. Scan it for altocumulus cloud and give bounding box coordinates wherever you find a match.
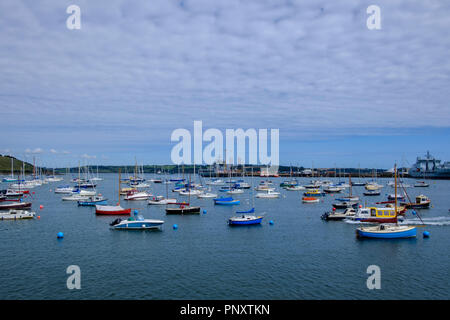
[0,0,449,162]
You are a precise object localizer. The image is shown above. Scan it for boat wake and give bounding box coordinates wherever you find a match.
[399,217,450,226]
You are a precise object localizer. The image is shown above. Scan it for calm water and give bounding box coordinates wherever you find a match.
[0,174,449,300]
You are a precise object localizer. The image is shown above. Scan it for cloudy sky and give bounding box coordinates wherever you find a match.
[1,0,449,168]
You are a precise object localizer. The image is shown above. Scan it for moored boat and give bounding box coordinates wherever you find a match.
[400,194,431,209]
[356,224,416,239]
[228,208,263,226]
[0,209,35,220]
[110,216,164,230]
[302,197,320,203]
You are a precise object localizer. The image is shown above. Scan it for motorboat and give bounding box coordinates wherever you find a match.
[0,201,32,210]
[72,188,97,196]
[54,186,74,194]
[303,189,325,197]
[332,201,358,209]
[0,209,35,220]
[414,181,429,187]
[365,183,383,191]
[179,189,202,196]
[364,190,380,196]
[323,186,344,193]
[110,216,164,230]
[197,192,218,198]
[346,206,403,223]
[227,188,244,195]
[400,195,431,209]
[285,185,305,191]
[321,208,356,221]
[62,194,90,201]
[387,194,405,201]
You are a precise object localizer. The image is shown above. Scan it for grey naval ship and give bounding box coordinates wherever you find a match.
[409,151,450,179]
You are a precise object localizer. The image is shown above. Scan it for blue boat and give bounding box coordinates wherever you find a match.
[356,225,417,239]
[228,208,263,225]
[77,196,108,206]
[214,197,240,205]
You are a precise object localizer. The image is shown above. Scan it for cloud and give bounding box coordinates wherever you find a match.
[81,153,96,159]
[1,1,450,166]
[50,149,58,154]
[25,148,44,154]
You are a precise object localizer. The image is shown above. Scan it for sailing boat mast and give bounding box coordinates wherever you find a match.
[118,168,122,206]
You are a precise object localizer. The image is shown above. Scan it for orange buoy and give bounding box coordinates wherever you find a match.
[39,205,44,210]
[37,216,40,219]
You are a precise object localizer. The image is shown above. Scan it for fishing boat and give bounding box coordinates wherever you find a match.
[256,190,280,198]
[228,208,263,226]
[95,169,131,215]
[303,189,325,197]
[110,215,164,230]
[0,209,35,220]
[302,197,320,203]
[400,194,431,209]
[77,196,108,206]
[0,201,32,210]
[321,208,356,221]
[214,197,241,205]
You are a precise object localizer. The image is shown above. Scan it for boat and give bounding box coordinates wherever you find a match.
[197,192,218,198]
[72,188,97,196]
[303,189,325,197]
[280,180,299,188]
[148,196,177,205]
[409,151,450,179]
[302,197,320,203]
[356,224,416,239]
[62,194,90,201]
[347,206,403,223]
[285,185,305,191]
[95,169,131,215]
[321,208,356,221]
[226,188,244,195]
[165,203,201,214]
[0,201,32,210]
[214,197,241,205]
[414,181,429,187]
[400,194,431,209]
[0,209,35,220]
[323,186,343,193]
[124,190,151,201]
[54,185,74,194]
[364,190,380,196]
[365,182,383,191]
[256,190,280,198]
[77,196,108,206]
[228,208,263,226]
[179,189,202,196]
[332,201,358,209]
[110,215,164,230]
[387,193,405,201]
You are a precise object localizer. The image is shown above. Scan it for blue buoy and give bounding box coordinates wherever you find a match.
[412,210,417,215]
[269,220,274,225]
[423,231,430,238]
[134,210,139,215]
[57,232,64,239]
[203,210,207,214]
[173,224,178,230]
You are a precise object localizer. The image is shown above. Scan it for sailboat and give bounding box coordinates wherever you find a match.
[228,168,262,225]
[165,174,201,214]
[95,169,131,215]
[356,165,417,239]
[148,181,177,205]
[2,157,19,183]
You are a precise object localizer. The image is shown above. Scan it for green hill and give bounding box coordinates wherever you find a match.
[0,155,34,174]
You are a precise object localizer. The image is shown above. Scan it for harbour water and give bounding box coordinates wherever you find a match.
[0,175,449,299]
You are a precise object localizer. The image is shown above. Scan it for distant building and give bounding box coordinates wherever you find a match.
[260,166,279,177]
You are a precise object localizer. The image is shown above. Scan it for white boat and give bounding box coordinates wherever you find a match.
[285,185,305,191]
[256,190,280,198]
[73,189,97,196]
[197,192,218,198]
[179,189,202,196]
[148,196,177,205]
[323,186,344,193]
[365,182,383,191]
[206,179,225,186]
[255,185,275,191]
[227,188,244,195]
[110,216,164,230]
[0,209,36,220]
[54,186,74,194]
[124,191,151,201]
[131,182,150,188]
[62,194,90,201]
[414,181,429,187]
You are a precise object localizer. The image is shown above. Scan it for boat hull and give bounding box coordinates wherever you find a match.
[165,206,201,214]
[228,217,263,225]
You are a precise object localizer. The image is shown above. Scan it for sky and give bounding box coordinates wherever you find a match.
[1,0,449,168]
